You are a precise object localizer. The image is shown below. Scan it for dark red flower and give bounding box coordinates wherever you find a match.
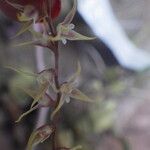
[0,0,61,21]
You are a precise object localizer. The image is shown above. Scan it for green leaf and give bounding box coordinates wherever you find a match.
[31,82,49,108]
[13,40,37,47]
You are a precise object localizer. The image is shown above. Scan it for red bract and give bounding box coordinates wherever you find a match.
[0,0,61,21]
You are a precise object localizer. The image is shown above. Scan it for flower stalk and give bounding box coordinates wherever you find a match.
[2,0,95,149]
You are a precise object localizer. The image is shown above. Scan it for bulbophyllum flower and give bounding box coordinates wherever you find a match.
[51,62,93,119]
[0,0,61,21]
[49,0,95,44]
[6,66,56,122]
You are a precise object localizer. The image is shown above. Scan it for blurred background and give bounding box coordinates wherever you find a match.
[0,0,150,150]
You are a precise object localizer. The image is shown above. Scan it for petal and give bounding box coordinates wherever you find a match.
[62,0,77,25]
[51,94,67,120]
[5,66,37,77]
[64,30,96,41]
[37,69,55,84]
[70,88,93,102]
[60,83,73,94]
[30,82,49,108]
[19,82,49,108]
[31,82,49,107]
[37,69,58,92]
[12,21,33,38]
[13,40,38,47]
[68,61,81,83]
[20,87,37,100]
[15,104,38,122]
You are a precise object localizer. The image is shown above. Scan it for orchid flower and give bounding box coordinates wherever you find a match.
[49,0,95,44]
[51,62,93,119]
[6,66,56,122]
[13,28,50,47]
